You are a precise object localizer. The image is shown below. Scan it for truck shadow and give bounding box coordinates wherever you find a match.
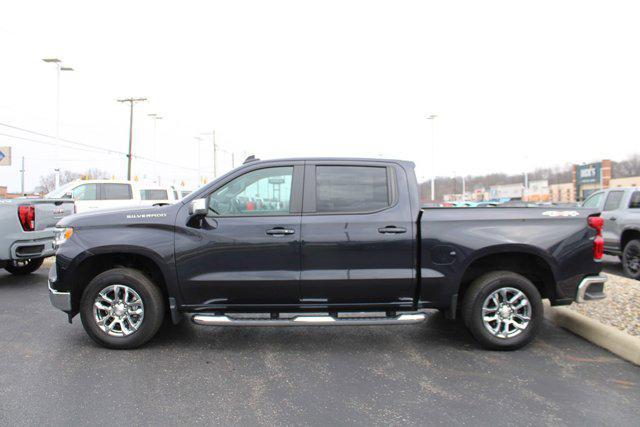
[0,271,46,288]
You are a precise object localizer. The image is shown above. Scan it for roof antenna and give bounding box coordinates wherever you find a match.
[243,155,259,164]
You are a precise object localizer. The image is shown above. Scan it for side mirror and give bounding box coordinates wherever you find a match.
[63,192,73,199]
[189,198,208,216]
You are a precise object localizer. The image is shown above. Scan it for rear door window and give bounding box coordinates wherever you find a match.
[140,189,168,200]
[315,166,390,213]
[100,183,133,200]
[629,191,640,209]
[603,191,624,211]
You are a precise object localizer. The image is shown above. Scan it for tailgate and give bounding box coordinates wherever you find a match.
[31,199,75,230]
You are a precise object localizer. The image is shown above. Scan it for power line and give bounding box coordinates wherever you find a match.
[0,122,126,156]
[0,129,199,172]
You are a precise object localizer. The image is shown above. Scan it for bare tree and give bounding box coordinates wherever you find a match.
[36,168,111,193]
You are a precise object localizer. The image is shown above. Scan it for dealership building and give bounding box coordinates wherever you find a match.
[551,159,640,202]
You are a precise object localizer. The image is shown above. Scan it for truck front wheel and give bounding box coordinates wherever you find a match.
[461,271,543,351]
[4,258,44,275]
[79,268,165,349]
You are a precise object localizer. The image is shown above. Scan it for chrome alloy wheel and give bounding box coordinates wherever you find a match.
[93,284,144,337]
[481,287,531,339]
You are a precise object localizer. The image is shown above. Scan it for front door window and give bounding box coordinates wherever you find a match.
[208,166,293,216]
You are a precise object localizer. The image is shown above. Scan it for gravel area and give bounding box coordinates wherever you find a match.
[569,273,640,336]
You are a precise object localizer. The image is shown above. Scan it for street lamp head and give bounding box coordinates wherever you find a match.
[60,67,74,71]
[42,58,61,63]
[426,114,437,120]
[117,97,147,103]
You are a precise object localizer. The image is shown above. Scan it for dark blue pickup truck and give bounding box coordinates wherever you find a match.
[48,157,606,350]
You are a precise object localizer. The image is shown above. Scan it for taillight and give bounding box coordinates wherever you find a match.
[588,216,604,260]
[18,205,35,231]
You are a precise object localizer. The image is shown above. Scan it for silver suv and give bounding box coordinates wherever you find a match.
[583,187,640,279]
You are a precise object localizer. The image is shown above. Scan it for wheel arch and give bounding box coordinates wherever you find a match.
[456,246,557,304]
[70,246,175,312]
[621,228,640,252]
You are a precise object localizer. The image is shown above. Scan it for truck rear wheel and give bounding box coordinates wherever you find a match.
[79,268,165,349]
[622,240,640,280]
[462,271,542,351]
[4,258,44,275]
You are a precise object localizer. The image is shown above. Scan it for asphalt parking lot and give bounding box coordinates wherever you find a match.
[1,267,639,426]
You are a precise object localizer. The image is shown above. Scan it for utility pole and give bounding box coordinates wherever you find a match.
[148,113,163,184]
[20,156,25,195]
[117,97,147,180]
[213,130,217,178]
[426,114,437,200]
[42,58,73,189]
[201,131,217,178]
[194,136,203,185]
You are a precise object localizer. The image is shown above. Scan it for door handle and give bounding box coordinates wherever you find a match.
[378,226,407,234]
[610,217,617,221]
[266,227,295,236]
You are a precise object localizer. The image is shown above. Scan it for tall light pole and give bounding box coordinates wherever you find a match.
[117,97,147,180]
[42,58,74,189]
[426,114,437,200]
[462,175,466,201]
[201,131,217,178]
[148,113,163,184]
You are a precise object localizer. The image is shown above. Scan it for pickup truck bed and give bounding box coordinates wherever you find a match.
[48,157,605,350]
[0,198,74,274]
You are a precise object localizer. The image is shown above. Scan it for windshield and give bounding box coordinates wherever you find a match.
[45,182,77,199]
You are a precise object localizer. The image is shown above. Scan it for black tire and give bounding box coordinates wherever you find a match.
[462,271,543,351]
[4,258,44,275]
[622,240,640,280]
[80,268,165,349]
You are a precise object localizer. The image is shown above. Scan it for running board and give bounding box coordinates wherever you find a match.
[191,312,427,327]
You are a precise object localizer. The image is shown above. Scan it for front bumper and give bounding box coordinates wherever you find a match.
[48,264,71,312]
[576,275,607,303]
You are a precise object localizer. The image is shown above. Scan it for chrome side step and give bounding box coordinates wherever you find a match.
[191,312,427,327]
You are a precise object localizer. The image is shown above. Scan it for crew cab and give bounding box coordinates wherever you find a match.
[582,187,640,279]
[0,197,74,275]
[48,158,606,350]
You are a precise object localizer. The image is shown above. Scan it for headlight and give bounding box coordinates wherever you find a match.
[54,227,74,247]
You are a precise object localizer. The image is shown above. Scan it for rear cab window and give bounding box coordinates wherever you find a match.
[100,183,133,200]
[314,165,391,213]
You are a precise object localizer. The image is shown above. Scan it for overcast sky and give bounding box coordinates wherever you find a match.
[1,0,640,192]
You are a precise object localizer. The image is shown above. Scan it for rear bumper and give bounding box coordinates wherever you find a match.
[576,275,607,303]
[48,264,71,312]
[9,235,56,261]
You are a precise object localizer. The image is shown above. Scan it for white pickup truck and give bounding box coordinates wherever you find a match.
[0,197,74,275]
[45,180,181,213]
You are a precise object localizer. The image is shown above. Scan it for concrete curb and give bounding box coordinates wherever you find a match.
[545,306,640,366]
